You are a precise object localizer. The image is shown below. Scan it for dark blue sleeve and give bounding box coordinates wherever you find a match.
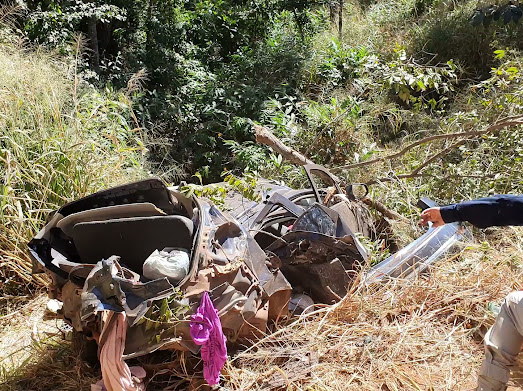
[440,195,523,228]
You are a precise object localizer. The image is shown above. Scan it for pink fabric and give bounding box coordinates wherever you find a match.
[190,291,227,386]
[91,367,145,391]
[97,312,146,391]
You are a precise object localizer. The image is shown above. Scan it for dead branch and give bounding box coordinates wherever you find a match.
[254,124,314,167]
[364,115,523,185]
[332,115,523,172]
[367,173,498,185]
[254,123,404,220]
[362,197,408,221]
[410,139,467,176]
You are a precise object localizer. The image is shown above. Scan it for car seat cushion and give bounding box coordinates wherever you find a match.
[72,215,194,273]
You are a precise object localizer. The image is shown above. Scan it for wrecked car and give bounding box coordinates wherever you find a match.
[28,164,466,361]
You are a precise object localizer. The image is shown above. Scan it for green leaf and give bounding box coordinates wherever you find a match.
[159,298,169,320]
[494,50,505,60]
[192,172,203,185]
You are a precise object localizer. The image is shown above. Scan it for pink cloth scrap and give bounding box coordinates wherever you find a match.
[91,367,146,391]
[94,311,146,391]
[190,291,227,386]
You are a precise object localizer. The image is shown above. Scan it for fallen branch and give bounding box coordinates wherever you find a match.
[332,115,523,172]
[361,197,408,221]
[364,115,523,185]
[254,124,314,166]
[367,172,498,185]
[410,139,467,176]
[253,123,404,220]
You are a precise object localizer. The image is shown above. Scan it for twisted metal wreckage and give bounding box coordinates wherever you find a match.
[28,163,467,386]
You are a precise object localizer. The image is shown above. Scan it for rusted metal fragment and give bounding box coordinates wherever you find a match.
[267,231,359,303]
[80,257,175,326]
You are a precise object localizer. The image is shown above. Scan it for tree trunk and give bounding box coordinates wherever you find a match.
[87,16,100,73]
[330,1,337,25]
[338,0,343,40]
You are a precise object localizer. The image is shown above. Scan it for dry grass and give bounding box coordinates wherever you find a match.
[223,232,523,391]
[0,293,100,391]
[0,41,148,296]
[2,230,523,391]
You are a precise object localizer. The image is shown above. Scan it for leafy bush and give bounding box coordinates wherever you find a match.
[304,39,370,89]
[24,2,126,48]
[376,47,460,111]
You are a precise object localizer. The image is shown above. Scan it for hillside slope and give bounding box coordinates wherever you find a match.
[2,0,523,390]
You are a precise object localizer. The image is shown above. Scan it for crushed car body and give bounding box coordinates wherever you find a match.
[28,164,467,360]
[29,178,291,358]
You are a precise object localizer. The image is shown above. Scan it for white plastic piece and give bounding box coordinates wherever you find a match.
[46,298,63,313]
[142,248,190,284]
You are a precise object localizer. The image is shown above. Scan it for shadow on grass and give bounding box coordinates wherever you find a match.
[412,5,523,79]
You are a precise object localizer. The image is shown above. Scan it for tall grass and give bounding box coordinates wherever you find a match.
[0,41,148,295]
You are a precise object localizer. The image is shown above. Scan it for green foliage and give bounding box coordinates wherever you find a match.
[410,1,523,77]
[8,0,523,235]
[223,139,269,173]
[357,235,391,266]
[25,1,126,48]
[18,0,326,181]
[179,170,260,206]
[180,172,228,206]
[305,39,370,89]
[223,172,261,202]
[349,49,523,211]
[261,95,302,137]
[378,49,459,111]
[135,289,190,335]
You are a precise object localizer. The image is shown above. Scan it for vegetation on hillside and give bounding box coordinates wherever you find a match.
[0,36,148,295]
[11,0,523,189]
[2,0,523,389]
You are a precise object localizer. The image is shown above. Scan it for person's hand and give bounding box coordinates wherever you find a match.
[420,207,445,227]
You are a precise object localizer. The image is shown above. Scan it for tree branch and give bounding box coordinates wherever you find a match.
[367,172,498,185]
[410,139,467,176]
[361,197,408,221]
[254,124,314,167]
[254,124,405,220]
[331,115,523,172]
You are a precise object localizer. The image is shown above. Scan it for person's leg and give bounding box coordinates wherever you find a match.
[477,291,523,391]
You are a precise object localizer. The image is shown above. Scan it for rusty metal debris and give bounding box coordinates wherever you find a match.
[27,164,466,363]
